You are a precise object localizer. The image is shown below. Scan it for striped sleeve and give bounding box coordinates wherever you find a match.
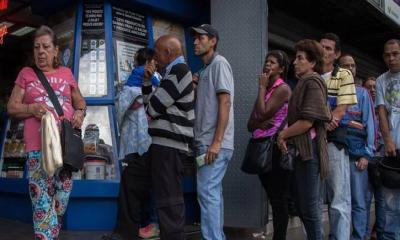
[147,63,192,118]
[337,69,357,105]
[141,81,153,106]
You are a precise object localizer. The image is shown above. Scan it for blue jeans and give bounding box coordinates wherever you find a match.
[196,145,233,240]
[349,159,369,240]
[365,165,385,239]
[325,143,351,240]
[381,187,400,240]
[293,146,323,240]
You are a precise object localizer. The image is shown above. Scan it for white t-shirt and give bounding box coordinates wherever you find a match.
[375,71,400,149]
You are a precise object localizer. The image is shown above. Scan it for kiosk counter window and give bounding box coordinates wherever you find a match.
[0,119,26,178]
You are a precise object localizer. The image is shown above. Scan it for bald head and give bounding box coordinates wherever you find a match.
[154,34,183,69]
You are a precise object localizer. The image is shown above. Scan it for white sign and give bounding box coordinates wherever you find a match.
[385,0,400,25]
[115,40,144,85]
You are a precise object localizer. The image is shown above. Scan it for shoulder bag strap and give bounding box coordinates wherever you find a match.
[32,66,64,117]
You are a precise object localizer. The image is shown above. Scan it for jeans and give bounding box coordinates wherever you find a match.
[293,143,323,240]
[381,187,400,240]
[349,159,369,240]
[365,163,385,239]
[325,143,351,240]
[196,145,233,240]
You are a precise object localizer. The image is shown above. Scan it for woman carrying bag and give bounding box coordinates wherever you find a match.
[277,40,331,240]
[7,25,86,240]
[246,50,291,240]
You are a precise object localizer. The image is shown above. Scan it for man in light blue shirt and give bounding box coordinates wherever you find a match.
[375,39,400,239]
[340,54,376,240]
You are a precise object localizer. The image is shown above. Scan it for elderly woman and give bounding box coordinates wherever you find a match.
[7,25,86,240]
[277,39,331,240]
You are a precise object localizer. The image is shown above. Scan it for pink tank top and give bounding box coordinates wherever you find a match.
[253,78,288,138]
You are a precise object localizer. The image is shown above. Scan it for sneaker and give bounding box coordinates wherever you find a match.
[139,223,160,239]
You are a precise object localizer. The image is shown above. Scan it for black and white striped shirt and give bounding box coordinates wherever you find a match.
[143,63,194,152]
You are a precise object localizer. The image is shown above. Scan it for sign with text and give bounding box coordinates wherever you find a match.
[385,0,400,25]
[115,40,144,86]
[112,7,148,42]
[83,4,104,31]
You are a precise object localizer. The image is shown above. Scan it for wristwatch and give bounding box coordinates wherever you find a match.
[76,107,87,117]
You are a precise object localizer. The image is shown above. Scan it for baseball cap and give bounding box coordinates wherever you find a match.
[190,24,219,40]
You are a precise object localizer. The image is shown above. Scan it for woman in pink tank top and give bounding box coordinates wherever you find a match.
[247,50,292,240]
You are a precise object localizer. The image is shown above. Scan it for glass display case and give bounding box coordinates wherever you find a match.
[0,119,26,178]
[80,106,117,180]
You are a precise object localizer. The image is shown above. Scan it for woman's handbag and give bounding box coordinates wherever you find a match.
[241,117,288,174]
[241,137,274,174]
[33,67,85,172]
[279,143,296,171]
[41,111,63,176]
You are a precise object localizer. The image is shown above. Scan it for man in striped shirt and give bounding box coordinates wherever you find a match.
[320,33,357,240]
[143,34,194,240]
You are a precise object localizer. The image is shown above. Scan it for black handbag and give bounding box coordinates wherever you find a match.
[378,152,400,189]
[241,136,274,174]
[368,151,400,189]
[241,117,288,174]
[33,67,85,172]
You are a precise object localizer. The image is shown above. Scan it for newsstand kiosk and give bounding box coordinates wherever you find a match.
[0,0,269,231]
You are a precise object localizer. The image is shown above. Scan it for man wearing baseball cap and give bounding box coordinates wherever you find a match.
[190,24,235,240]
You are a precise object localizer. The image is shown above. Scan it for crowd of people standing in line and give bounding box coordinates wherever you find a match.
[247,34,400,240]
[5,22,400,240]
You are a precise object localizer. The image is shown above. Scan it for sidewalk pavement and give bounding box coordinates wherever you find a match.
[0,217,320,240]
[0,213,374,240]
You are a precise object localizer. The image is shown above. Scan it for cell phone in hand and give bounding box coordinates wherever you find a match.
[196,154,206,168]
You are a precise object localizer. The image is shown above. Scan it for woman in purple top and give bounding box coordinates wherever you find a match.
[247,50,291,240]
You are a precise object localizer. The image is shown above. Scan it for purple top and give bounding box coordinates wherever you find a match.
[253,78,288,138]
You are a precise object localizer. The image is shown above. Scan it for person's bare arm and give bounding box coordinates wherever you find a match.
[326,104,347,131]
[378,105,397,156]
[205,93,231,164]
[71,87,86,129]
[256,85,291,121]
[7,85,48,120]
[277,119,314,152]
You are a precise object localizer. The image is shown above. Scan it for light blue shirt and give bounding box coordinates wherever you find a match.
[343,86,376,160]
[375,71,400,149]
[163,56,186,77]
